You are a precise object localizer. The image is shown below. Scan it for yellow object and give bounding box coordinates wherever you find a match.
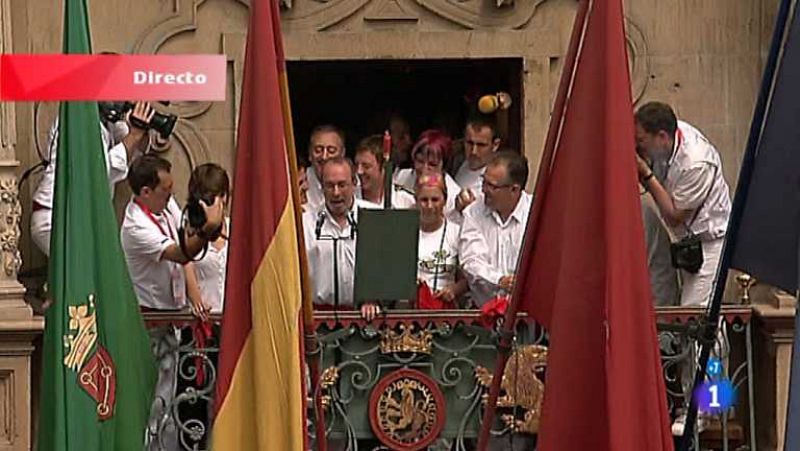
[478,95,499,114]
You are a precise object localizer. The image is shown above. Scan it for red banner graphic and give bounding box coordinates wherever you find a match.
[0,54,225,101]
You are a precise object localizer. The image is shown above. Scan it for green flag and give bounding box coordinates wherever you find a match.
[38,0,157,450]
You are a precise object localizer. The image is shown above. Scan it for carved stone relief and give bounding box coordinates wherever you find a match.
[130,0,246,179]
[412,0,547,29]
[364,0,418,22]
[281,0,546,30]
[0,175,22,279]
[626,17,650,104]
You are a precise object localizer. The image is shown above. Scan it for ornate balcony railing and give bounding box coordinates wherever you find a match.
[141,306,756,451]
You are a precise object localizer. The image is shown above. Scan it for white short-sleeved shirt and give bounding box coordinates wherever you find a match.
[454,161,485,194]
[454,161,487,208]
[121,197,186,310]
[32,119,132,209]
[393,168,461,217]
[193,218,229,314]
[664,121,731,240]
[302,198,381,307]
[417,220,461,292]
[459,192,532,306]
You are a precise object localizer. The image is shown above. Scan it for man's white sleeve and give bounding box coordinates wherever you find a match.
[106,142,129,185]
[121,222,175,264]
[671,163,715,212]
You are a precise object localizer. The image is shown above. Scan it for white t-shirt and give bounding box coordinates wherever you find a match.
[193,218,229,313]
[454,161,486,207]
[32,119,132,208]
[417,220,461,292]
[121,197,186,310]
[454,161,485,194]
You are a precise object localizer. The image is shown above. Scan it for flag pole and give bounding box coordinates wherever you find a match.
[474,1,591,449]
[277,59,328,451]
[383,130,393,209]
[678,0,794,447]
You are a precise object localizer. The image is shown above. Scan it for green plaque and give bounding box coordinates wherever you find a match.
[354,208,419,305]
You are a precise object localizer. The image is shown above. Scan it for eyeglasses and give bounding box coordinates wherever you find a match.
[481,176,513,191]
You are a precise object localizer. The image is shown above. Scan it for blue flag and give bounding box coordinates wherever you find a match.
[725,2,800,449]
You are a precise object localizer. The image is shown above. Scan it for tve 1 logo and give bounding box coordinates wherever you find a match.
[695,357,736,414]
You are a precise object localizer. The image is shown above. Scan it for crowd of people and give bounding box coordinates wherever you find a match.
[299,117,531,318]
[28,99,732,443]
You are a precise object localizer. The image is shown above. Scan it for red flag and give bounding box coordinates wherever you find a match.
[212,0,308,449]
[513,0,673,449]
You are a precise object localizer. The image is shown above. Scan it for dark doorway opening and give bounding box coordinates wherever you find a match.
[287,58,523,159]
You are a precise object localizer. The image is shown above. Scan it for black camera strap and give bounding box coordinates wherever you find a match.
[681,164,718,238]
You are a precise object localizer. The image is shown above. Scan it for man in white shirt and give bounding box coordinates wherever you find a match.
[303,157,380,310]
[454,116,501,213]
[355,135,415,208]
[305,124,346,212]
[460,151,532,306]
[30,101,154,255]
[635,102,731,306]
[121,154,222,311]
[120,154,223,450]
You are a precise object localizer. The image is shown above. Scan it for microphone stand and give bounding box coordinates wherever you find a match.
[315,211,357,326]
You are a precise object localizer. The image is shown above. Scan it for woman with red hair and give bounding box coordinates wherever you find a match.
[393,129,462,218]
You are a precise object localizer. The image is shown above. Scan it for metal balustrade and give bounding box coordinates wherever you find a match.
[140,306,756,451]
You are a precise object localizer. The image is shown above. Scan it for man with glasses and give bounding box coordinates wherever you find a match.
[306,124,346,212]
[302,157,380,309]
[454,116,501,212]
[459,150,531,306]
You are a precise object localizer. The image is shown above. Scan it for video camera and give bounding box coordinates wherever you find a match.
[98,101,177,139]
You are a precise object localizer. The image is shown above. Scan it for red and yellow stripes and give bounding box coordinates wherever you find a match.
[213,0,308,449]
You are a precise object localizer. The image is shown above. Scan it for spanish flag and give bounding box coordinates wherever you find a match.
[212,0,309,448]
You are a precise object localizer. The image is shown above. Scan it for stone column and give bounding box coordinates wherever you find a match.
[0,0,45,449]
[753,286,796,451]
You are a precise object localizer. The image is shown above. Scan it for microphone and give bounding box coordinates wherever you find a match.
[478,92,512,114]
[315,210,326,239]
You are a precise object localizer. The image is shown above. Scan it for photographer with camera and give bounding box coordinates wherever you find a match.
[121,154,224,312]
[634,101,731,307]
[30,101,157,256]
[120,154,223,450]
[187,163,230,315]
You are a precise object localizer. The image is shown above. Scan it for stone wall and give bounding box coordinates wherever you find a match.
[8,0,780,273]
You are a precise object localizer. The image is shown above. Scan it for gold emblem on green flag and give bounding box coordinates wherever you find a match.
[63,294,97,371]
